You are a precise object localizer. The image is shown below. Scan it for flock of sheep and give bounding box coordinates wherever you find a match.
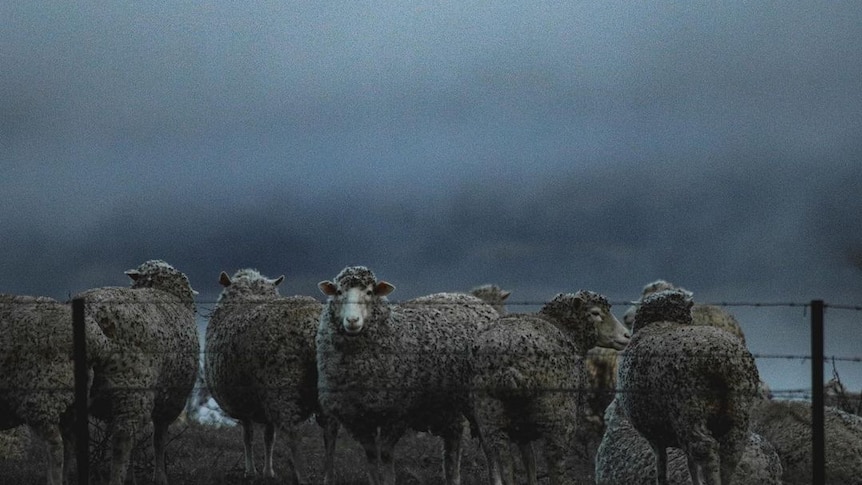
[1,261,861,485]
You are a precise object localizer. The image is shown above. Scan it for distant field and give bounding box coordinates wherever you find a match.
[1,419,600,484]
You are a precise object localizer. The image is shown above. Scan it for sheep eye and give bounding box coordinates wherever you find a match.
[335,290,343,296]
[366,289,373,296]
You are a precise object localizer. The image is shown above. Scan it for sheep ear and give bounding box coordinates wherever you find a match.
[125,270,141,282]
[219,272,232,287]
[375,281,395,296]
[500,290,511,301]
[273,275,285,286]
[318,281,338,296]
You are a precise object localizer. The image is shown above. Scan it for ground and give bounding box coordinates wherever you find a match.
[0,419,600,484]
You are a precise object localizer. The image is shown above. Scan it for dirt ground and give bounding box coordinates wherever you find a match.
[0,418,601,485]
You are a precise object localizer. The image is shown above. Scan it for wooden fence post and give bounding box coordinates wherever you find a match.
[811,299,824,485]
[72,297,89,485]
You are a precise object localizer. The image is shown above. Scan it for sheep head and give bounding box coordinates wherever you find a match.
[318,266,395,336]
[539,290,630,353]
[623,279,679,328]
[216,268,284,303]
[125,259,197,305]
[631,288,694,332]
[469,284,512,315]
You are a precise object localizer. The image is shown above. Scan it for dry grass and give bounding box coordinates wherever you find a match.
[0,418,600,484]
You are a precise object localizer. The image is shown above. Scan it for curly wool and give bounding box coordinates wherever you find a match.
[588,281,748,428]
[618,289,761,485]
[470,291,620,483]
[750,399,862,485]
[205,268,333,481]
[318,290,497,435]
[78,260,199,485]
[596,400,782,485]
[332,265,379,290]
[0,294,110,484]
[316,266,499,483]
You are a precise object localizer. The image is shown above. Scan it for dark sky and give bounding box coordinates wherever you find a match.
[2,3,861,392]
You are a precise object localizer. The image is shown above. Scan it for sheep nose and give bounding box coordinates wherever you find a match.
[346,317,360,326]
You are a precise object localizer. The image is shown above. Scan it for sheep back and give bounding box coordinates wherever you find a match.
[750,399,862,485]
[0,295,106,429]
[206,295,323,424]
[79,286,198,424]
[471,314,582,440]
[617,321,760,452]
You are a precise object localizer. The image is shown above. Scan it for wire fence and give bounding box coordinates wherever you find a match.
[1,297,860,483]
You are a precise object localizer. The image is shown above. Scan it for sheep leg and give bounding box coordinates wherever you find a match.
[542,432,571,485]
[263,423,277,478]
[518,441,538,485]
[31,423,64,485]
[649,443,669,485]
[358,428,399,485]
[686,454,701,485]
[359,432,385,485]
[319,415,339,485]
[475,398,514,485]
[61,423,76,483]
[241,419,257,477]
[152,419,170,485]
[378,426,402,485]
[718,426,747,485]
[280,424,306,485]
[684,428,720,485]
[478,427,514,485]
[108,422,135,485]
[442,429,463,485]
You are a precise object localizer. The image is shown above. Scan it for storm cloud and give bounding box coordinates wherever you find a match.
[2,2,861,391]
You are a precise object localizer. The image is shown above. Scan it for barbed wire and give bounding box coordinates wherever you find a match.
[0,385,844,397]
[3,298,861,309]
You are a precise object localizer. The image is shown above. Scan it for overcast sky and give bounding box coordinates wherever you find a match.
[2,2,861,392]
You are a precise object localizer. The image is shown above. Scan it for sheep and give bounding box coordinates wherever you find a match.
[617,289,761,485]
[316,266,499,485]
[586,280,749,429]
[621,280,746,344]
[204,268,338,484]
[596,399,782,484]
[0,294,109,485]
[407,286,542,481]
[470,290,631,485]
[469,284,512,316]
[77,260,199,485]
[749,398,862,485]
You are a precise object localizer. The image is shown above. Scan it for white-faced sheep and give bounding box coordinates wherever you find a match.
[317,266,499,485]
[77,260,199,485]
[749,398,862,485]
[470,290,630,485]
[617,289,761,485]
[596,399,782,485]
[204,268,338,484]
[0,294,109,485]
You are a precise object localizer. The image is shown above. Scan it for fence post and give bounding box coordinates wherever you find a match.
[72,298,89,485]
[811,299,824,485]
